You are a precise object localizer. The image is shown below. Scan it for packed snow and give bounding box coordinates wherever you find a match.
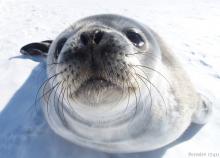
[0,0,220,157]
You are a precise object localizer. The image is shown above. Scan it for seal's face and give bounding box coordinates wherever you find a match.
[47,15,160,106]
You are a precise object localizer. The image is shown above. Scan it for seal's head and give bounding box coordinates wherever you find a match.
[47,14,161,107]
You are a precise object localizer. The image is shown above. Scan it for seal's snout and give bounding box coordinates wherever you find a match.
[80,30,104,46]
[55,24,137,100]
[61,28,127,73]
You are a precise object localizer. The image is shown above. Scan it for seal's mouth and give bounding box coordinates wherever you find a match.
[79,76,117,90]
[85,77,109,84]
[72,75,125,105]
[73,75,122,101]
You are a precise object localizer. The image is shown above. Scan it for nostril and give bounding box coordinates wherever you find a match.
[93,30,104,45]
[80,32,89,45]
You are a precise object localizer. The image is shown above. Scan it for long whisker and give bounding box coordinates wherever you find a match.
[124,76,131,113]
[134,72,153,112]
[61,81,68,126]
[129,68,142,105]
[34,71,63,111]
[42,74,59,101]
[125,51,158,60]
[66,77,75,112]
[56,81,66,124]
[129,64,171,86]
[53,80,63,116]
[130,66,152,105]
[129,65,154,112]
[136,73,168,115]
[126,73,138,122]
[132,65,169,114]
[46,81,62,122]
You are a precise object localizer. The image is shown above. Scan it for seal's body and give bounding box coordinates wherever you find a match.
[21,14,212,153]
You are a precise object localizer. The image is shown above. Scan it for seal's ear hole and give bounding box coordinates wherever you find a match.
[20,40,52,57]
[125,29,145,48]
[54,38,68,59]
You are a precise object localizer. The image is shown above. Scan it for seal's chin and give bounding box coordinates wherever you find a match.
[73,77,124,106]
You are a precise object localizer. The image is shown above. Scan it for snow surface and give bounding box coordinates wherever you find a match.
[0,0,220,157]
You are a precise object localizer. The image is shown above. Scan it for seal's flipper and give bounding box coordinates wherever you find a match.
[192,94,213,124]
[20,40,53,57]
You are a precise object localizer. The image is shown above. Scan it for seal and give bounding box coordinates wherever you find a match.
[20,14,212,153]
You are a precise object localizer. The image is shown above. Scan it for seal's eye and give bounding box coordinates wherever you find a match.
[54,37,67,59]
[125,30,145,48]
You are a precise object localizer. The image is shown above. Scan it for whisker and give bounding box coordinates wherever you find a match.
[129,64,171,86]
[61,81,68,126]
[129,68,142,105]
[123,77,131,113]
[46,81,62,122]
[125,51,158,60]
[34,71,63,111]
[126,74,138,122]
[134,73,153,112]
[66,77,75,112]
[136,73,168,116]
[56,81,66,124]
[53,80,63,116]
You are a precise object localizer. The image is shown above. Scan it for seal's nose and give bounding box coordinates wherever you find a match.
[80,30,104,46]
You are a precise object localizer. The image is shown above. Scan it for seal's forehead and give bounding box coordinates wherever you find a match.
[74,14,145,31]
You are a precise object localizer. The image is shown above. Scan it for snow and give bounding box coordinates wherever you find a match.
[0,0,220,157]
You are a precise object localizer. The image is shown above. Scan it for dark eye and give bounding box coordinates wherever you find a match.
[54,37,67,59]
[125,30,145,47]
